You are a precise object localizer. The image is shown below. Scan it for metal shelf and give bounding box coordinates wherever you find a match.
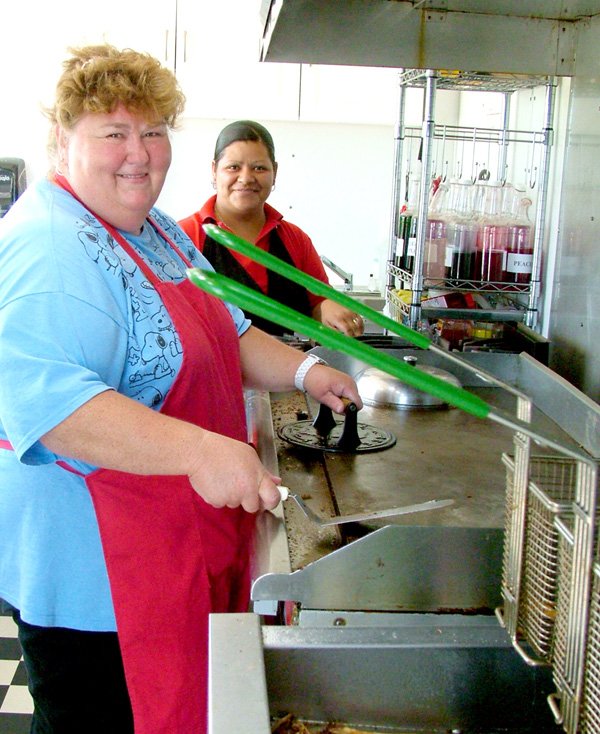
[386,71,555,331]
[387,287,527,326]
[401,124,546,147]
[389,265,532,296]
[398,69,551,93]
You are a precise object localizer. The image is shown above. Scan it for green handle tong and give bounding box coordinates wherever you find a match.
[186,224,589,461]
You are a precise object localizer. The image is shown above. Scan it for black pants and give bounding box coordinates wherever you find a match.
[12,610,134,734]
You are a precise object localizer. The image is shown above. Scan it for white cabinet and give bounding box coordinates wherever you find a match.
[174,0,301,120]
[95,0,174,67]
[5,0,410,139]
[5,0,300,125]
[105,0,302,121]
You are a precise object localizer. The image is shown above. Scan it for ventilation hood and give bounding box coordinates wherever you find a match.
[259,0,600,75]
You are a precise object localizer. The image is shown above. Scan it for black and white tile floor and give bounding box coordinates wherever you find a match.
[0,613,33,733]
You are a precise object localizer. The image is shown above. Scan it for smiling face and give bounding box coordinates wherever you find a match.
[57,104,172,233]
[212,140,277,221]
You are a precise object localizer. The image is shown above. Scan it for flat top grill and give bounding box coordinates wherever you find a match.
[270,348,577,572]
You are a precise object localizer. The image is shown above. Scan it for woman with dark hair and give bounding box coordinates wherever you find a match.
[179,120,364,337]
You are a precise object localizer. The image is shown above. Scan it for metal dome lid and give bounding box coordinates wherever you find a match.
[356,355,461,409]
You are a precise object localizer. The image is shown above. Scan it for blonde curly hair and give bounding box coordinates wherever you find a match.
[47,44,186,162]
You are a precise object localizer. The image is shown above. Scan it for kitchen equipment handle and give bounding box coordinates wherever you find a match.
[511,637,549,667]
[336,401,361,451]
[546,692,564,724]
[277,486,290,501]
[312,402,337,438]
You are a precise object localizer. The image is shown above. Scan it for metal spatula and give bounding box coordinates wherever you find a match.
[277,486,453,527]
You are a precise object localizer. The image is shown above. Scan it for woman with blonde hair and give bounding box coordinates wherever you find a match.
[0,45,361,733]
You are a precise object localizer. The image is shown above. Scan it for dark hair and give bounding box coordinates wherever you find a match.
[213,120,276,165]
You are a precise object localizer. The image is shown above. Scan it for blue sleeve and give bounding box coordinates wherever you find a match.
[0,291,127,464]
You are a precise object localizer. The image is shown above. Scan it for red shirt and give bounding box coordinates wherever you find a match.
[178,196,327,309]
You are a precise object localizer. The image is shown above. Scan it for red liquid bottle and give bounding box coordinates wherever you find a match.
[446,221,477,281]
[505,196,534,287]
[473,181,509,284]
[444,180,476,282]
[423,182,449,281]
[477,223,509,282]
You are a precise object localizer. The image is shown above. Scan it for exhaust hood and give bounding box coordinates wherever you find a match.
[259,0,600,76]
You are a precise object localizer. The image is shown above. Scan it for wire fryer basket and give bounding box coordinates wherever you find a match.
[501,454,579,664]
[547,461,599,733]
[519,458,579,662]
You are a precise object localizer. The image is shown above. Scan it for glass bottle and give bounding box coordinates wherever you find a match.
[444,180,476,282]
[423,181,448,280]
[397,174,420,277]
[474,181,509,283]
[504,196,534,287]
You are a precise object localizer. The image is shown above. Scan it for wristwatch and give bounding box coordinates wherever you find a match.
[294,354,328,392]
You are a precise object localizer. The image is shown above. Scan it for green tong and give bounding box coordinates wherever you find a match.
[186,224,588,461]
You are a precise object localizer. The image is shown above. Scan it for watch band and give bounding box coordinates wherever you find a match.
[294,354,327,391]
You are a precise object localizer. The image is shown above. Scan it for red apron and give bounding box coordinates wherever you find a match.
[53,179,256,733]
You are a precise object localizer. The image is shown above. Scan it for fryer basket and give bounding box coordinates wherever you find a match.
[501,454,579,664]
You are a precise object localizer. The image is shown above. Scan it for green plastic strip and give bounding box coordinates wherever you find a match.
[203,223,431,350]
[186,267,491,420]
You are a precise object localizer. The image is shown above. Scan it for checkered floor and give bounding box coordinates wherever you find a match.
[0,614,33,733]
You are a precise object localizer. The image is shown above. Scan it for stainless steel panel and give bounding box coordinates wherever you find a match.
[252,524,503,611]
[208,613,270,734]
[260,0,586,75]
[209,612,563,733]
[548,15,600,404]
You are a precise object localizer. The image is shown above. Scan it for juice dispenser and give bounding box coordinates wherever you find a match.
[0,158,27,218]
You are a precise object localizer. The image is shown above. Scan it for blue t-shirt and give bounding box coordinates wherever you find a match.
[0,178,250,630]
